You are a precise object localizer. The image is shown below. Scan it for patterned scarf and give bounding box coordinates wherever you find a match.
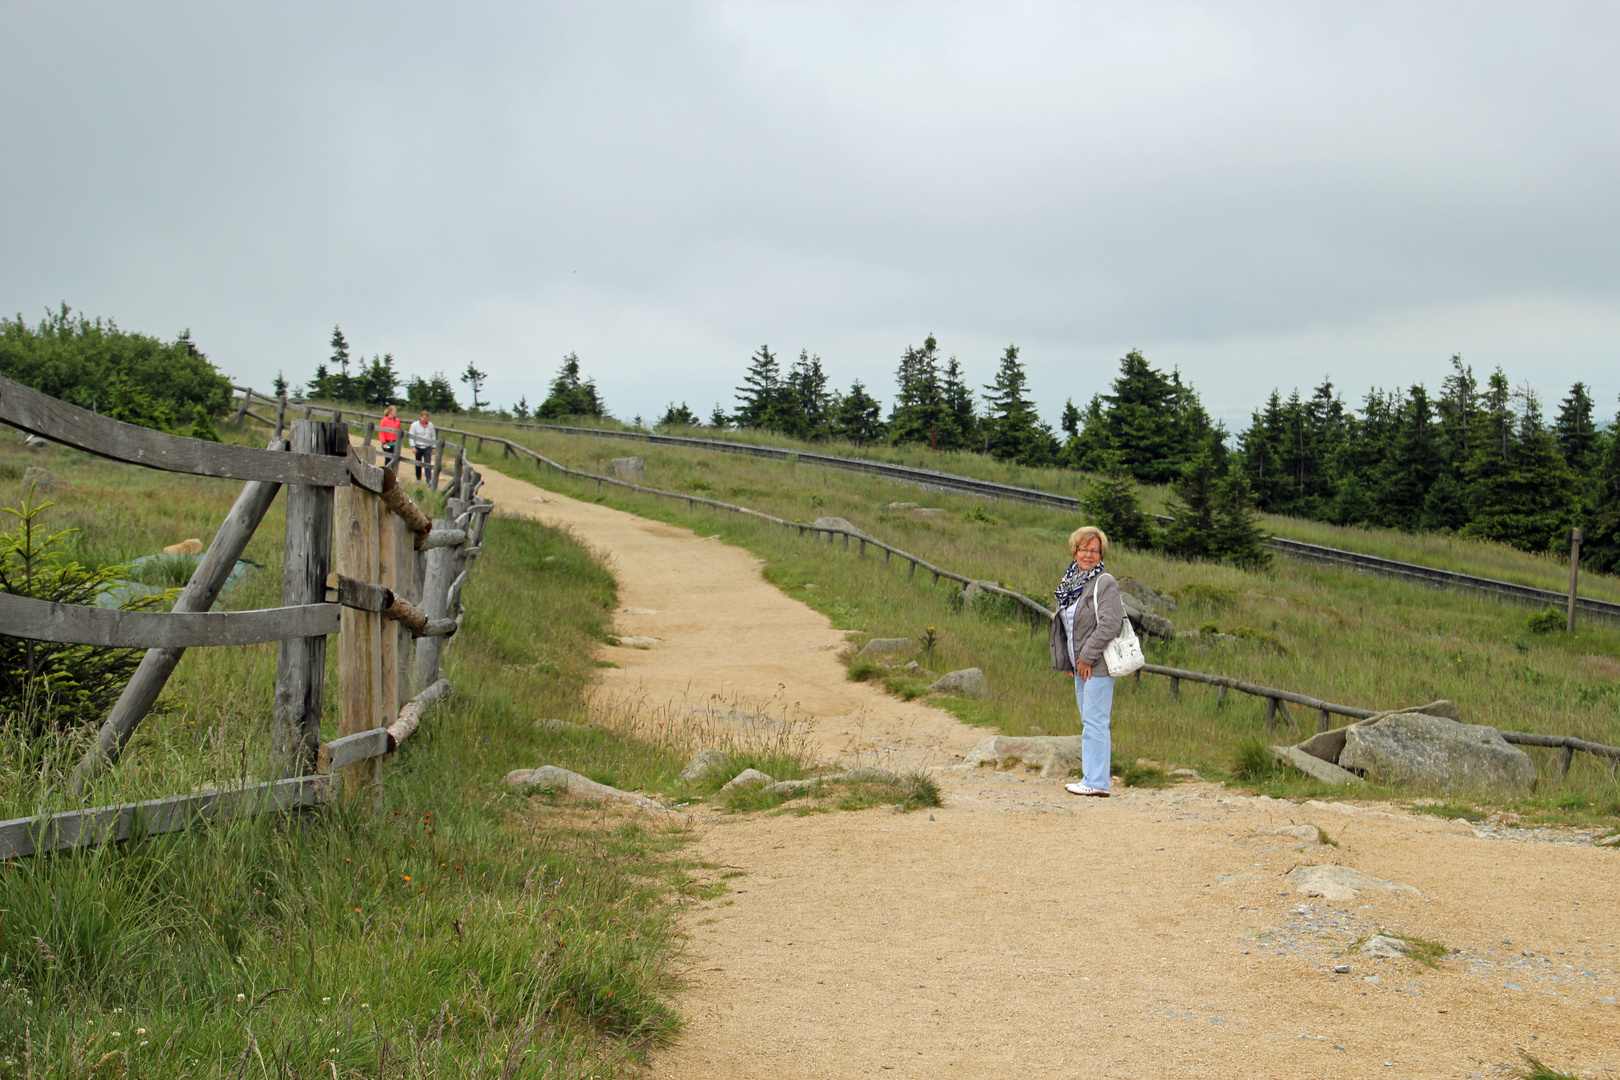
[1053,559,1106,609]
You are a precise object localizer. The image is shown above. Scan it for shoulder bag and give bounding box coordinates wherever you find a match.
[1094,581,1145,677]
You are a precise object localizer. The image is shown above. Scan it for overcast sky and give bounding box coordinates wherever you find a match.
[3,1,1618,430]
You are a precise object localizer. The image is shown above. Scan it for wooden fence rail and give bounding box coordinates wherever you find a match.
[1,379,496,857]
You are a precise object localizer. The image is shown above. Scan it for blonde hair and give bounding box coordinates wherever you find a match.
[1068,525,1109,560]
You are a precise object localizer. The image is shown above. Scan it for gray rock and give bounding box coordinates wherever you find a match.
[1337,712,1535,792]
[1408,699,1462,722]
[609,456,645,481]
[766,778,821,795]
[811,516,868,539]
[21,466,67,493]
[503,765,667,811]
[1285,865,1419,902]
[962,734,1083,778]
[719,768,774,792]
[1358,934,1417,959]
[1252,824,1322,845]
[858,637,914,658]
[1333,964,1352,974]
[961,580,999,611]
[886,501,918,510]
[1293,728,1349,764]
[834,766,900,783]
[927,667,989,699]
[1167,768,1205,782]
[680,748,731,781]
[1117,576,1176,612]
[1271,745,1366,787]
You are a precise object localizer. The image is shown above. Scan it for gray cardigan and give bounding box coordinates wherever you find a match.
[1048,573,1125,675]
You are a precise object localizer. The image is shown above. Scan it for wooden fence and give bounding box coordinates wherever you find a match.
[0,375,493,859]
[228,389,1620,778]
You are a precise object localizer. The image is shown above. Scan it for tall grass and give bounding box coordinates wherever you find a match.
[1,434,701,1077]
[467,429,1620,820]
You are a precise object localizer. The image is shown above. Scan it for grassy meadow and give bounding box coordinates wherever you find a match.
[463,423,1620,825]
[0,429,749,1078]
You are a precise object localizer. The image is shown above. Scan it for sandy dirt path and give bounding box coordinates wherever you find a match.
[475,463,1620,1080]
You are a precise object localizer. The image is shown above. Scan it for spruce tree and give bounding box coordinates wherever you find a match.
[272,371,289,398]
[1210,455,1271,568]
[1078,455,1158,551]
[708,403,730,429]
[1161,447,1221,560]
[940,356,978,451]
[1059,398,1080,439]
[460,361,488,411]
[329,326,354,401]
[513,396,530,420]
[1371,385,1443,530]
[733,345,783,429]
[1462,384,1580,551]
[888,336,945,447]
[1554,381,1599,476]
[832,380,885,445]
[982,344,1047,464]
[657,402,700,427]
[537,354,604,419]
[1580,398,1620,574]
[783,350,831,438]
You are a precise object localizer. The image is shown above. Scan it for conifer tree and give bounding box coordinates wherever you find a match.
[1462,383,1579,551]
[1554,381,1599,476]
[329,326,354,401]
[513,396,530,420]
[888,336,945,447]
[1161,447,1221,560]
[537,354,604,419]
[460,361,488,411]
[1078,455,1158,551]
[832,380,885,445]
[272,371,289,398]
[708,403,730,429]
[1210,455,1271,567]
[1060,398,1080,439]
[733,345,783,429]
[657,402,701,427]
[981,344,1051,465]
[940,356,978,451]
[782,350,831,439]
[1580,398,1620,574]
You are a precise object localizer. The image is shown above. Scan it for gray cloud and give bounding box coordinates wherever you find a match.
[3,0,1617,429]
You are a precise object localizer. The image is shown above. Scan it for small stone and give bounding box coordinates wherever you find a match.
[1333,964,1351,974]
[681,749,731,782]
[927,667,989,699]
[835,766,900,783]
[163,538,204,555]
[1167,768,1204,781]
[885,502,918,510]
[719,768,774,792]
[1253,825,1322,845]
[1359,935,1414,959]
[22,466,67,492]
[858,637,914,658]
[615,636,659,647]
[504,765,667,811]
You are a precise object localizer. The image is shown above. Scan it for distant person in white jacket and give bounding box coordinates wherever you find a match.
[408,411,437,482]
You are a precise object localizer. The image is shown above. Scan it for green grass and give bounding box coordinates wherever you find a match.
[0,435,708,1077]
[460,423,1620,822]
[1519,1056,1582,1080]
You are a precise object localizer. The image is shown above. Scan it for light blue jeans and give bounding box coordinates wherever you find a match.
[1074,672,1116,790]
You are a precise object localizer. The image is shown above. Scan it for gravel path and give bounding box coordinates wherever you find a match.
[476,463,1620,1080]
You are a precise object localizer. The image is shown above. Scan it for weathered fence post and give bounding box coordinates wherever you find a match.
[1318,708,1331,733]
[275,396,287,438]
[1568,527,1583,633]
[429,435,447,489]
[71,438,291,792]
[377,494,407,750]
[1265,697,1278,731]
[1169,676,1180,698]
[234,389,252,427]
[274,421,346,773]
[336,478,384,801]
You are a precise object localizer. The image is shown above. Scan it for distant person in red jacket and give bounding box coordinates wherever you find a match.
[378,405,402,464]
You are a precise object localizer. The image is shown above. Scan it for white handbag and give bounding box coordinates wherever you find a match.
[1094,582,1145,677]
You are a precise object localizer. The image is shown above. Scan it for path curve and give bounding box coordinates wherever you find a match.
[477,462,1620,1080]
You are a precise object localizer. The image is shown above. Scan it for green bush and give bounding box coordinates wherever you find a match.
[1231,738,1283,782]
[0,491,169,737]
[1,305,232,433]
[1526,607,1565,634]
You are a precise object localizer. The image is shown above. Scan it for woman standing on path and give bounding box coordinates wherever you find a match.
[408,410,437,482]
[378,405,401,462]
[1050,526,1125,797]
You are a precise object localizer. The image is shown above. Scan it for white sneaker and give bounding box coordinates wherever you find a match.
[1064,782,1110,797]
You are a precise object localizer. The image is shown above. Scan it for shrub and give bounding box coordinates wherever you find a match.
[1526,607,1565,634]
[1228,625,1289,654]
[0,490,169,737]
